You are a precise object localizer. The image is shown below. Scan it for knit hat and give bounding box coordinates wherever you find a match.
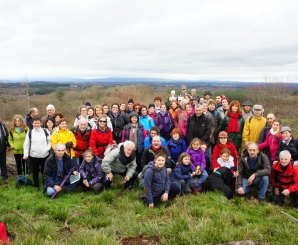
[129,111,139,122]
[221,97,229,103]
[148,103,155,109]
[128,99,134,104]
[253,104,263,110]
[243,101,252,106]
[218,131,228,138]
[171,90,176,94]
[170,128,182,137]
[85,102,91,106]
[281,126,291,133]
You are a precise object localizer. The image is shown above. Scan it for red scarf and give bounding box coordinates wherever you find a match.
[219,143,229,149]
[227,113,240,133]
[151,145,162,152]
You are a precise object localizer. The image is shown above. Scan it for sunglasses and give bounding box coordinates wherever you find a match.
[99,120,107,123]
[135,107,140,109]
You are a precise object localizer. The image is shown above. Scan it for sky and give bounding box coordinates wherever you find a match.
[0,0,297,82]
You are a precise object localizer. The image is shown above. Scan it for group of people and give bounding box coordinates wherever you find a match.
[0,85,297,209]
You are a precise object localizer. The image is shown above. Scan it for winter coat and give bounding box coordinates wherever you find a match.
[79,156,104,186]
[51,128,77,157]
[166,137,187,163]
[258,124,271,159]
[0,122,8,154]
[71,126,92,158]
[141,146,172,169]
[8,127,29,154]
[242,115,266,148]
[186,148,206,172]
[101,143,137,177]
[269,162,298,193]
[143,135,167,149]
[24,114,33,130]
[174,108,184,128]
[170,164,192,182]
[237,151,271,188]
[121,123,147,153]
[217,106,229,119]
[242,110,253,121]
[108,111,129,135]
[43,153,74,190]
[153,111,174,136]
[212,142,238,171]
[275,138,298,162]
[221,115,245,148]
[144,161,170,205]
[89,126,114,159]
[23,128,51,158]
[258,131,282,161]
[139,115,155,132]
[180,110,194,137]
[208,109,222,143]
[186,113,212,144]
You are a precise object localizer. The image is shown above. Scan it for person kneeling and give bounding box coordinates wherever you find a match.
[141,151,181,208]
[43,143,79,198]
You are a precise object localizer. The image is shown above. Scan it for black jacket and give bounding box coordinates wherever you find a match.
[0,122,8,154]
[186,113,212,144]
[141,146,172,169]
[276,138,298,162]
[108,111,129,134]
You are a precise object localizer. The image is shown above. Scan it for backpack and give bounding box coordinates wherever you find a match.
[138,165,149,188]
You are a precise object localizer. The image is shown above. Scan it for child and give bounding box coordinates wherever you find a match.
[216,149,235,171]
[170,153,195,195]
[186,138,208,194]
[141,151,181,208]
[79,149,104,193]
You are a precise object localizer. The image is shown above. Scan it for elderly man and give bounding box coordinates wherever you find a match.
[141,135,172,174]
[186,104,212,145]
[102,141,138,190]
[71,118,92,164]
[269,150,298,207]
[237,142,271,204]
[43,143,79,198]
[24,107,39,130]
[41,104,55,127]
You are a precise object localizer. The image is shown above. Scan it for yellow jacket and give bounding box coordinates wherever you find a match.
[242,115,266,148]
[51,128,77,157]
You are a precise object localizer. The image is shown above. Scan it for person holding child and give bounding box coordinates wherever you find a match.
[79,149,104,193]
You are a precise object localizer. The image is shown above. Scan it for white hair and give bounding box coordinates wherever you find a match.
[279,150,291,159]
[195,104,203,109]
[78,118,88,124]
[123,140,135,149]
[46,104,55,113]
[54,142,66,151]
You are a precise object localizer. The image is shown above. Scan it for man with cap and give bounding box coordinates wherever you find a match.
[242,104,266,149]
[178,85,188,97]
[126,99,134,115]
[191,95,200,109]
[204,91,212,102]
[242,101,253,121]
[85,102,92,109]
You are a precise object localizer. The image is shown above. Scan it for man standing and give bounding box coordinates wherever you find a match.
[190,88,197,98]
[102,141,138,190]
[126,99,134,115]
[237,142,271,204]
[43,143,79,197]
[24,108,39,130]
[204,91,212,102]
[242,101,253,121]
[215,94,222,109]
[178,85,188,97]
[41,104,55,127]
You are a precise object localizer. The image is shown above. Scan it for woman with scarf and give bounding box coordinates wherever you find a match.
[139,105,155,133]
[89,115,114,159]
[121,112,147,172]
[154,104,174,142]
[169,100,179,122]
[221,100,245,151]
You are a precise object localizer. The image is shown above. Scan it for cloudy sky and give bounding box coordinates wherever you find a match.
[0,0,297,82]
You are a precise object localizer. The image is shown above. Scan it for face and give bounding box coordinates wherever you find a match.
[55,116,60,123]
[254,109,262,117]
[55,146,65,158]
[192,100,198,105]
[103,106,109,114]
[111,105,119,114]
[266,114,275,126]
[120,104,126,111]
[205,95,211,100]
[96,108,102,116]
[148,107,155,114]
[202,104,208,112]
[141,107,147,116]
[215,96,222,104]
[15,118,21,127]
[186,104,192,112]
[181,88,186,93]
[221,153,230,162]
[32,120,41,129]
[128,103,134,110]
[231,104,238,113]
[172,133,180,141]
[155,100,161,107]
[80,107,87,116]
[85,153,93,163]
[150,130,158,138]
[248,144,259,158]
[201,144,207,152]
[152,136,161,148]
[182,156,191,165]
[79,121,88,131]
[154,156,166,169]
[33,109,39,116]
[47,108,54,116]
[272,122,280,131]
[244,105,251,112]
[195,107,203,117]
[280,155,290,167]
[124,145,134,157]
[46,120,54,129]
[219,137,228,144]
[282,131,291,141]
[160,105,166,112]
[134,106,140,112]
[59,121,68,130]
[208,104,215,111]
[221,100,228,108]
[192,142,201,151]
[130,116,138,124]
[88,108,94,116]
[98,118,107,128]
[171,102,178,109]
[191,90,196,95]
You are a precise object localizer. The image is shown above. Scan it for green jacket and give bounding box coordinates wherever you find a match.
[8,127,29,154]
[221,116,245,148]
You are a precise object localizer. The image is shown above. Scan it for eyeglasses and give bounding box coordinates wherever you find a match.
[135,107,140,109]
[99,120,107,123]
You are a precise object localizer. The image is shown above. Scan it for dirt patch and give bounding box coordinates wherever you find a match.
[120,234,161,245]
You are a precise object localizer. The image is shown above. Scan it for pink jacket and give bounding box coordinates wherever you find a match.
[259,131,282,161]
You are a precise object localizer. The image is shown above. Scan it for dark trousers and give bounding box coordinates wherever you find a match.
[14,154,25,175]
[29,156,48,188]
[103,170,138,189]
[0,152,8,180]
[81,182,103,193]
[151,182,181,207]
[271,190,298,207]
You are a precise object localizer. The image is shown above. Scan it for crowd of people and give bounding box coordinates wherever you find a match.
[0,85,298,209]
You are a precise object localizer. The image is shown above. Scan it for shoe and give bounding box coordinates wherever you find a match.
[139,193,147,203]
[258,198,265,205]
[192,186,199,195]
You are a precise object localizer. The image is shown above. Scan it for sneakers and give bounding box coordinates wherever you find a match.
[258,198,265,205]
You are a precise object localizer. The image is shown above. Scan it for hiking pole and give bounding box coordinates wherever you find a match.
[51,166,77,199]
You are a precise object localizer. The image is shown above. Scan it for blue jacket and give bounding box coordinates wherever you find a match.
[166,137,187,163]
[79,156,104,186]
[144,161,170,205]
[139,115,155,132]
[144,135,167,149]
[170,164,192,182]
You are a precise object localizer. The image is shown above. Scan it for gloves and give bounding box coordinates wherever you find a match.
[65,141,73,148]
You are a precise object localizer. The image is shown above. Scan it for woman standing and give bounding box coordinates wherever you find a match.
[44,117,55,135]
[154,104,174,142]
[217,97,229,119]
[139,105,155,133]
[8,115,29,175]
[221,100,245,151]
[94,105,113,131]
[169,100,179,120]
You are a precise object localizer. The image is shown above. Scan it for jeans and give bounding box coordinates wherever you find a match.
[242,176,269,199]
[46,178,78,197]
[194,170,208,187]
[103,170,138,189]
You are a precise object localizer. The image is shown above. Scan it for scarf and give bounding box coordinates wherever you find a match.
[270,128,279,135]
[218,143,229,149]
[151,144,162,152]
[129,124,138,151]
[118,145,136,165]
[227,113,240,133]
[282,137,292,145]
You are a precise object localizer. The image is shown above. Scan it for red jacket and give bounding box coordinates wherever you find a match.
[212,141,238,171]
[269,162,298,193]
[89,127,114,159]
[72,126,92,158]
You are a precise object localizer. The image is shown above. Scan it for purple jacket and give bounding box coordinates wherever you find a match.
[79,156,104,186]
[153,111,174,135]
[186,148,206,172]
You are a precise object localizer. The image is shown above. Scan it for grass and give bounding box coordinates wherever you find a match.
[1,176,298,245]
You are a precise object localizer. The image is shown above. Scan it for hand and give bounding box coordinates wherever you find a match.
[294,161,298,166]
[23,156,28,160]
[196,170,201,176]
[83,179,90,187]
[161,193,169,202]
[191,171,196,177]
[106,173,114,181]
[65,141,73,148]
[234,171,239,177]
[149,203,154,208]
[73,171,78,175]
[213,167,219,172]
[124,176,130,181]
[281,189,290,196]
[273,161,278,165]
[274,187,280,195]
[54,185,62,192]
[248,174,255,185]
[238,187,245,195]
